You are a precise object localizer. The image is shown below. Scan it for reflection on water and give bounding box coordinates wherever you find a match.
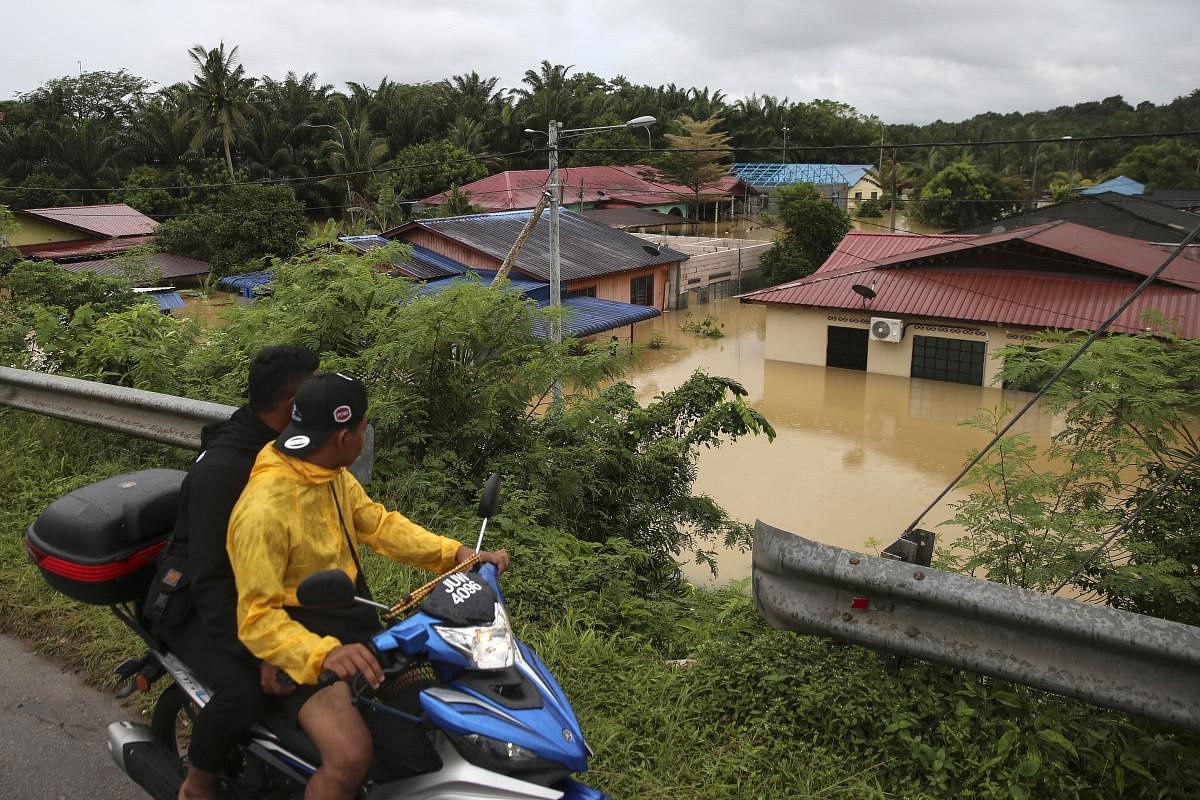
[625,297,1056,585]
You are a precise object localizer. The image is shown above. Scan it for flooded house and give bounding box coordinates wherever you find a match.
[739,222,1200,386]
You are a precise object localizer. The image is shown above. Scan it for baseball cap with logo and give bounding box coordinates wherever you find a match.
[274,372,368,457]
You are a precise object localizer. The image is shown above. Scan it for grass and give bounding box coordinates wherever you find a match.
[4,409,1200,799]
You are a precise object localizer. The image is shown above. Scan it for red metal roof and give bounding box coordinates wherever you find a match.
[423,165,753,211]
[16,234,157,261]
[817,231,976,272]
[742,224,1200,337]
[17,203,158,239]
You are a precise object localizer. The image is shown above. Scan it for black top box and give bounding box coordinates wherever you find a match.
[26,469,185,605]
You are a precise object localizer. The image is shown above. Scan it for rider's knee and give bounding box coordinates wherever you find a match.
[322,734,372,785]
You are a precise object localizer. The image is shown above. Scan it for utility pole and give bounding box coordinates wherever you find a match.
[548,119,562,344]
[889,147,898,233]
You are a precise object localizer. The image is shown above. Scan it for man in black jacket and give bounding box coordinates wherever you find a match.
[149,344,319,800]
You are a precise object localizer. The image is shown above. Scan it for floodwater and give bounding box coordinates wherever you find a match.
[624,298,1057,585]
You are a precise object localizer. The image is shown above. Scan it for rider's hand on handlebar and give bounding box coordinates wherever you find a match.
[457,545,509,575]
[260,661,296,696]
[322,644,384,689]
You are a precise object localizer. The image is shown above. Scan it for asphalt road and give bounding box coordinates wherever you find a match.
[0,633,144,799]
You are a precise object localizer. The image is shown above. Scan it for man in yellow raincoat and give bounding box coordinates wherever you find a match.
[227,372,509,800]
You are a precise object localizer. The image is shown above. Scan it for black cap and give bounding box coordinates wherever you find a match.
[274,372,368,457]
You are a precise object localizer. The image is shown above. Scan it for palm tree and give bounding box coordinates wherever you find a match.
[320,113,388,229]
[54,119,119,200]
[184,42,255,177]
[130,90,192,166]
[511,61,580,130]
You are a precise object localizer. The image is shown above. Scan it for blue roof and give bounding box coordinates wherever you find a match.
[1079,175,1145,196]
[416,272,659,338]
[729,163,874,187]
[134,289,185,312]
[218,271,273,298]
[550,295,661,338]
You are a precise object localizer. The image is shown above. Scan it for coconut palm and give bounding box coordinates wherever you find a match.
[319,113,388,228]
[184,42,256,177]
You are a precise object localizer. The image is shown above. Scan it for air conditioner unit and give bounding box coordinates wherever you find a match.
[869,317,904,343]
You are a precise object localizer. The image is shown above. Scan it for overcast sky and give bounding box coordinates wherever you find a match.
[6,0,1198,125]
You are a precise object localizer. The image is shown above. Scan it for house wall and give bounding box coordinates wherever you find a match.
[398,229,502,269]
[570,263,671,310]
[847,176,883,212]
[764,305,1041,387]
[636,235,770,305]
[9,216,89,247]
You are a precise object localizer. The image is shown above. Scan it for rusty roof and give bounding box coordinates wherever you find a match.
[61,252,210,281]
[385,208,686,283]
[423,165,753,211]
[16,234,158,261]
[17,203,158,239]
[741,223,1200,337]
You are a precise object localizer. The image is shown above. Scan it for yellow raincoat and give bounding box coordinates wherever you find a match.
[227,444,462,684]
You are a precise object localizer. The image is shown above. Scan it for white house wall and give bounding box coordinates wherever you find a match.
[764,305,1047,387]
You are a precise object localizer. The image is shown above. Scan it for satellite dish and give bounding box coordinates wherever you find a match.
[851,284,876,300]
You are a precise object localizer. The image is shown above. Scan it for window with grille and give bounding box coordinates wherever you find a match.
[566,286,597,298]
[910,335,985,386]
[629,275,655,306]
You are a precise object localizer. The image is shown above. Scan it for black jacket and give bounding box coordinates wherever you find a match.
[167,406,276,657]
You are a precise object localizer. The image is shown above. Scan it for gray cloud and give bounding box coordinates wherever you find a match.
[6,0,1198,124]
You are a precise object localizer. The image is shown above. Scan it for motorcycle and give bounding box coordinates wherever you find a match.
[25,469,610,799]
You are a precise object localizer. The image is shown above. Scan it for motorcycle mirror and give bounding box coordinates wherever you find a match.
[477,473,501,519]
[296,569,358,608]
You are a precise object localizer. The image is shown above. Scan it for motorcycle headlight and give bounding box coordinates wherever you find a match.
[434,603,515,669]
[460,733,542,764]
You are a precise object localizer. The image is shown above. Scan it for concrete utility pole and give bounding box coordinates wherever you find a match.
[548,119,562,343]
[527,114,656,345]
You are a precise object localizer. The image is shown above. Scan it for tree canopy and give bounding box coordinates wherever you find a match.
[758,182,852,285]
[0,47,1196,233]
[153,183,309,277]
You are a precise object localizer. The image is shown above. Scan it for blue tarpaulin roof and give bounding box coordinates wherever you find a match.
[218,271,273,297]
[133,288,185,312]
[1079,175,1145,196]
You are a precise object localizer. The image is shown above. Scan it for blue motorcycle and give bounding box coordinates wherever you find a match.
[28,469,611,799]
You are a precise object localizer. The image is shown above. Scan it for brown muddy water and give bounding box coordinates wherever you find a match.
[624,297,1057,586]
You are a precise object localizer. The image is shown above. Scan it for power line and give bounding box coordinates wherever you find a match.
[562,128,1200,154]
[902,215,1200,534]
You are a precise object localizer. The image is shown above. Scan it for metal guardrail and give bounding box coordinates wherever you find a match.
[0,366,231,448]
[0,366,373,484]
[753,520,1200,732]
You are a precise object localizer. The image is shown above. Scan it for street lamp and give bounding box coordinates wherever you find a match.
[301,122,355,224]
[781,126,789,163]
[525,114,657,343]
